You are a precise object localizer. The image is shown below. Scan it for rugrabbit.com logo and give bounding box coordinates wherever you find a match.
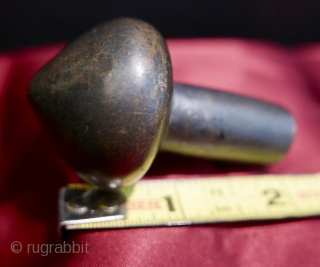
[11,241,89,256]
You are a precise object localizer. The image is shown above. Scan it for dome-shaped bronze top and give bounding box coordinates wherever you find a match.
[28,18,173,189]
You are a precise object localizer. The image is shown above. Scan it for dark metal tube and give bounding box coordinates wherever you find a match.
[161,83,296,164]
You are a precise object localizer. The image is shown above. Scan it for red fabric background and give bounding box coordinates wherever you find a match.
[1,39,320,266]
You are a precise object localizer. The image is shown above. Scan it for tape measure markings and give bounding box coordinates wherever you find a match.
[62,173,320,230]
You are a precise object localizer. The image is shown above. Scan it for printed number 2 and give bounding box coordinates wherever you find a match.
[263,189,285,205]
[164,196,175,211]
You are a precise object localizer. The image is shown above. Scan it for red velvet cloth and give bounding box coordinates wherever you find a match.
[1,39,320,266]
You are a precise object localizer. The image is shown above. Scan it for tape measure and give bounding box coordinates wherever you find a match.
[59,173,320,230]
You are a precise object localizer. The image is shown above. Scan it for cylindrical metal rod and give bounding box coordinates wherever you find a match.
[161,83,296,164]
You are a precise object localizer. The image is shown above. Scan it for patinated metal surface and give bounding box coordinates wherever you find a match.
[29,17,296,190]
[28,18,173,188]
[162,83,296,164]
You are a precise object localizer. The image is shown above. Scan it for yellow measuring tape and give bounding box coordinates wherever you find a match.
[62,173,320,230]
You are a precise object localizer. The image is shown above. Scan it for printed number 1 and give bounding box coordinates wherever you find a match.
[164,196,175,211]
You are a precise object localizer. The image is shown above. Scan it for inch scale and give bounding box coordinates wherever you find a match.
[60,173,320,230]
